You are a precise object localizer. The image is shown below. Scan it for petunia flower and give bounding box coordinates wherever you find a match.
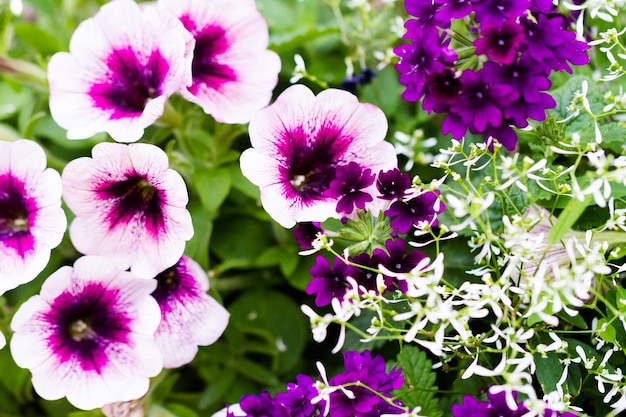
[62,142,194,279]
[48,0,194,142]
[159,0,281,124]
[151,255,229,368]
[0,139,66,294]
[10,256,163,410]
[240,84,397,228]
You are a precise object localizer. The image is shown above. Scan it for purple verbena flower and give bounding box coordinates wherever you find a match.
[472,0,530,27]
[452,387,579,417]
[434,0,474,21]
[274,374,321,417]
[293,222,324,250]
[376,168,412,201]
[373,238,426,292]
[327,351,405,417]
[385,190,444,234]
[325,161,376,215]
[239,392,277,417]
[422,68,463,114]
[474,20,526,65]
[305,256,358,307]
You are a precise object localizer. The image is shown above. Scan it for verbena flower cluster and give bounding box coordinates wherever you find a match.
[394,0,590,150]
[219,350,405,417]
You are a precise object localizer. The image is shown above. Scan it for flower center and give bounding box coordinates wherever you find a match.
[89,48,168,118]
[97,175,164,234]
[0,178,29,239]
[68,319,96,342]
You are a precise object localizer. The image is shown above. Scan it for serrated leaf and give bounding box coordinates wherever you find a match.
[397,345,442,417]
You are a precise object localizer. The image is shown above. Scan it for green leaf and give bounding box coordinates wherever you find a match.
[228,290,309,374]
[396,345,442,417]
[13,23,62,56]
[198,368,237,410]
[193,166,232,216]
[547,193,593,245]
[596,318,617,344]
[534,350,564,396]
[233,357,280,386]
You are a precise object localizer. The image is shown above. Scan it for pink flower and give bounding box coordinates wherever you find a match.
[48,0,193,142]
[62,142,194,278]
[240,84,397,228]
[10,256,162,410]
[159,0,280,124]
[0,139,66,294]
[152,255,229,368]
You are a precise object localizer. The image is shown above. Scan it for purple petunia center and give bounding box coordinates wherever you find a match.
[88,48,169,118]
[283,127,352,201]
[96,175,165,236]
[179,15,236,93]
[45,282,132,373]
[0,175,29,240]
[152,261,200,314]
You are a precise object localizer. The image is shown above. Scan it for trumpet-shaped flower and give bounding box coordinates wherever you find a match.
[240,84,397,228]
[0,139,66,294]
[159,0,280,124]
[152,255,229,368]
[10,256,162,410]
[62,142,194,278]
[48,0,193,142]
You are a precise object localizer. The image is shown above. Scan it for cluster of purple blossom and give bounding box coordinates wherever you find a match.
[220,350,405,417]
[297,166,444,307]
[394,0,590,150]
[453,387,578,417]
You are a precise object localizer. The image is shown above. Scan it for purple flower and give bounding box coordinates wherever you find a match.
[152,255,229,368]
[159,0,280,124]
[239,392,277,417]
[240,84,397,228]
[394,22,453,103]
[422,68,463,114]
[376,168,412,201]
[404,0,448,29]
[10,256,162,410]
[0,140,66,294]
[474,20,525,65]
[274,374,320,417]
[520,14,590,74]
[434,0,474,21]
[452,387,579,417]
[327,351,404,417]
[293,222,324,249]
[305,256,358,306]
[373,238,426,292]
[349,252,383,293]
[62,142,194,278]
[385,190,444,234]
[48,0,193,142]
[472,0,530,27]
[325,162,376,215]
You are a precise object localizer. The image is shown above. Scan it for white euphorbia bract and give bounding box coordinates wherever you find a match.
[47,0,193,142]
[159,0,280,124]
[62,142,194,278]
[10,256,163,410]
[152,255,229,368]
[0,139,66,295]
[240,84,398,228]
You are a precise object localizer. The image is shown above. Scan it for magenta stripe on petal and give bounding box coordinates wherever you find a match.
[88,48,170,119]
[44,282,132,374]
[178,16,237,94]
[0,174,36,256]
[95,175,166,237]
[152,260,202,314]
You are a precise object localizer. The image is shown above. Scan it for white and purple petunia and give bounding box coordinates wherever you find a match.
[62,142,194,279]
[240,84,398,228]
[152,255,229,368]
[48,0,194,142]
[10,256,163,410]
[0,139,66,295]
[159,0,281,124]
